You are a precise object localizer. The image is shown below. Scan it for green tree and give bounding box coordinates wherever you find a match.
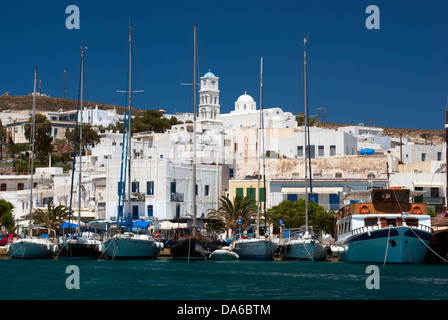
[295,112,318,127]
[0,199,15,233]
[33,203,69,231]
[65,124,100,149]
[24,114,54,158]
[268,199,335,234]
[207,195,258,238]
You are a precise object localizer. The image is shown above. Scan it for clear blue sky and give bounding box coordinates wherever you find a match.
[1,0,447,130]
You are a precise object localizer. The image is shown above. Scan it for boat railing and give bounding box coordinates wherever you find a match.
[351,223,433,236]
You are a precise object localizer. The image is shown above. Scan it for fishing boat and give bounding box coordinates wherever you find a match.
[102,26,162,260]
[280,37,327,262]
[169,24,220,260]
[169,218,221,260]
[331,188,433,263]
[58,47,103,260]
[7,69,57,259]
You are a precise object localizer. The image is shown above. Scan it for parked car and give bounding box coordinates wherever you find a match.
[0,233,19,246]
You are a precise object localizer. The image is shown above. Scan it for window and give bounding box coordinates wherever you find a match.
[246,188,256,201]
[205,185,210,196]
[234,143,238,152]
[17,183,24,191]
[132,182,139,193]
[259,188,266,202]
[147,205,154,218]
[318,145,324,157]
[236,188,244,198]
[0,183,6,191]
[405,218,418,227]
[335,172,342,178]
[118,182,123,196]
[147,181,154,195]
[306,145,315,158]
[287,194,298,202]
[170,181,176,194]
[297,146,303,157]
[364,217,378,227]
[437,152,442,161]
[229,168,234,178]
[330,145,336,156]
[431,188,440,198]
[132,205,139,219]
[421,153,426,162]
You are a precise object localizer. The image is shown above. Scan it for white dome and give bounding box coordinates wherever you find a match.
[237,92,254,103]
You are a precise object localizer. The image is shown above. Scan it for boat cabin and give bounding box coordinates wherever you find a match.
[335,188,432,241]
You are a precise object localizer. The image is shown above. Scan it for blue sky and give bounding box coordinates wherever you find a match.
[1,0,447,130]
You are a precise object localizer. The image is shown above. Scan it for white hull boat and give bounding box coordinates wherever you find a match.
[7,238,56,259]
[231,235,276,260]
[102,234,162,260]
[282,239,327,261]
[209,248,239,261]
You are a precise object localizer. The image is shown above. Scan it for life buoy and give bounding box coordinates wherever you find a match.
[360,204,369,214]
[153,233,161,240]
[412,204,422,214]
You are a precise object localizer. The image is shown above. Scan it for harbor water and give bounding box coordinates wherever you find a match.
[0,257,447,301]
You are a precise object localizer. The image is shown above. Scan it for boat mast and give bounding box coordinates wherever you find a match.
[192,24,198,237]
[303,36,310,234]
[127,26,133,226]
[260,57,267,238]
[29,68,37,238]
[78,46,87,233]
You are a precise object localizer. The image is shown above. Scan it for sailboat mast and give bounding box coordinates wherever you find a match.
[303,36,309,234]
[260,57,267,237]
[78,46,87,232]
[127,26,133,219]
[29,68,37,238]
[192,24,197,236]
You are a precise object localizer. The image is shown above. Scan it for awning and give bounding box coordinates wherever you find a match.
[412,181,444,188]
[281,187,343,194]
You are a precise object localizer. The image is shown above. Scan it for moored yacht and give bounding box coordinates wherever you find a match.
[331,188,433,263]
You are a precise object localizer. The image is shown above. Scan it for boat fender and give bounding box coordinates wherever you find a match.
[53,245,58,252]
[5,245,9,252]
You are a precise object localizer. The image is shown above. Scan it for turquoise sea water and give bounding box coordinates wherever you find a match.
[0,257,447,301]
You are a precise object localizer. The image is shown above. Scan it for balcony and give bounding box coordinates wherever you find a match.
[170,192,184,202]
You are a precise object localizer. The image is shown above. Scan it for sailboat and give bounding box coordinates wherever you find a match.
[280,37,327,261]
[102,26,162,260]
[169,24,221,260]
[7,69,57,259]
[58,46,103,260]
[230,57,277,260]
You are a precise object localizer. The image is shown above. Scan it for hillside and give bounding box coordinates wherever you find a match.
[0,95,445,145]
[0,95,145,116]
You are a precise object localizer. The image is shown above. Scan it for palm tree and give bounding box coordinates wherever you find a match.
[207,195,258,238]
[33,202,69,232]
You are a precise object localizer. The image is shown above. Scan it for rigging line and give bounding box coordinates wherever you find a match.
[383,226,391,266]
